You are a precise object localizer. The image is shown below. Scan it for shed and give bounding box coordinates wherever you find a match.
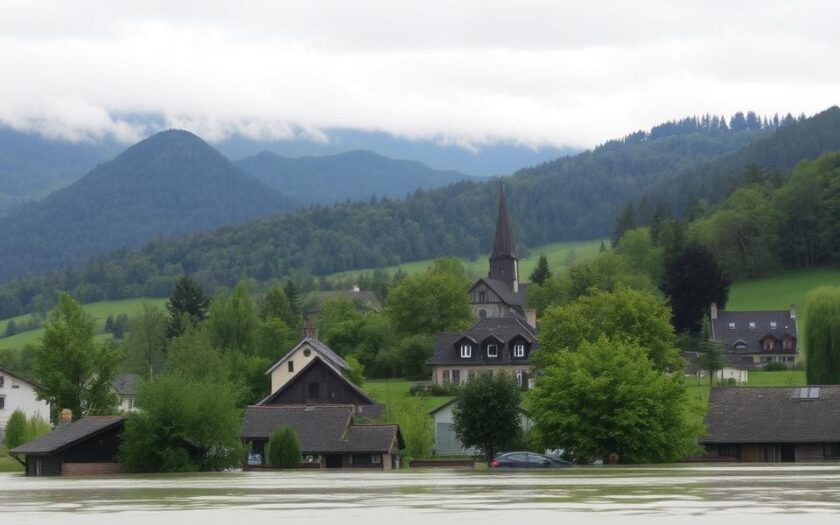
[429,399,532,457]
[11,416,125,476]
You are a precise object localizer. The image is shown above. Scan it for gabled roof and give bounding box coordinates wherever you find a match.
[11,416,125,455]
[111,373,140,396]
[491,186,516,259]
[0,367,42,389]
[701,386,840,444]
[471,278,530,307]
[710,310,798,354]
[427,316,538,366]
[258,355,377,406]
[265,337,349,375]
[240,405,403,453]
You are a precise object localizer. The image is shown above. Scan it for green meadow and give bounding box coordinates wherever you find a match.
[0,297,167,351]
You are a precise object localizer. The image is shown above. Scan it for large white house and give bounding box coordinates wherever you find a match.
[0,368,51,440]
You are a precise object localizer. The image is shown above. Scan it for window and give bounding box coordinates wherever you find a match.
[452,370,461,385]
[352,454,373,465]
[728,322,736,330]
[763,338,775,351]
[783,337,794,350]
[303,348,311,357]
[308,382,320,400]
[288,361,294,373]
[793,387,820,399]
[749,322,756,330]
[442,370,451,384]
[513,344,525,358]
[460,344,472,358]
[0,376,4,388]
[770,321,777,329]
[515,370,525,388]
[487,344,498,358]
[479,309,487,319]
[467,370,475,382]
[0,396,4,410]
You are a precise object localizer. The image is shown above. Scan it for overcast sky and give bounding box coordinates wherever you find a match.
[1,0,838,148]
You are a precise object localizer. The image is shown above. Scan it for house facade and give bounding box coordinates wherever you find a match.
[709,303,800,368]
[701,386,840,462]
[427,317,538,390]
[111,373,139,412]
[265,338,351,395]
[0,367,51,441]
[241,405,402,469]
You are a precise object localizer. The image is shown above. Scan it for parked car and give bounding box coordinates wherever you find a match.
[490,452,574,469]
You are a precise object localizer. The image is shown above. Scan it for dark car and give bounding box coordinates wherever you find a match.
[490,452,574,469]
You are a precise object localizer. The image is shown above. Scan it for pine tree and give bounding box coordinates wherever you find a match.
[529,255,551,285]
[166,275,210,338]
[611,203,636,247]
[283,281,301,321]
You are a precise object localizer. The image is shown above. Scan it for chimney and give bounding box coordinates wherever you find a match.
[303,314,319,340]
[58,409,73,425]
[525,308,537,329]
[790,304,797,319]
[710,303,718,320]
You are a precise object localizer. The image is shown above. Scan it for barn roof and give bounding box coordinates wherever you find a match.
[701,386,840,444]
[10,416,125,455]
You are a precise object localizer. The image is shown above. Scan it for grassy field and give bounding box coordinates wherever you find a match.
[363,379,454,414]
[0,297,167,351]
[329,239,605,281]
[0,451,22,473]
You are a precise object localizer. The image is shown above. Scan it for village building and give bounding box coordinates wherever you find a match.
[700,386,840,462]
[428,317,537,390]
[111,373,140,412]
[682,353,750,384]
[427,187,538,386]
[241,404,403,469]
[0,367,51,441]
[11,412,125,476]
[709,303,800,368]
[430,398,533,456]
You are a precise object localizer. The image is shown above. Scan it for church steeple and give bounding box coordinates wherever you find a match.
[489,186,519,292]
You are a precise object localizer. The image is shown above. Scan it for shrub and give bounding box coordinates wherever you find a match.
[266,426,301,468]
[26,414,51,442]
[764,361,789,372]
[409,382,459,397]
[3,410,28,449]
[384,398,434,463]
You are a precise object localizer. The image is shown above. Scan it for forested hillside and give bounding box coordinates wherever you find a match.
[0,111,788,318]
[235,150,470,205]
[0,130,297,283]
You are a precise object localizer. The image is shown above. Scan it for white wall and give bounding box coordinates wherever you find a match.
[0,373,51,435]
[432,402,532,456]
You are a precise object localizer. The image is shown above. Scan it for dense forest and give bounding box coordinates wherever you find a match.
[2,109,838,319]
[0,130,298,282]
[234,149,471,205]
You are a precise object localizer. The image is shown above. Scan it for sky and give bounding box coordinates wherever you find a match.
[1,0,839,149]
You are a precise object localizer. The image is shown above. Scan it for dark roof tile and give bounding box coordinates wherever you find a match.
[11,416,124,455]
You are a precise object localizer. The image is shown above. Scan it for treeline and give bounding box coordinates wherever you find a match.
[0,112,769,319]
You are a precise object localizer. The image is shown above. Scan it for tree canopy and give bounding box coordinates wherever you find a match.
[805,286,840,384]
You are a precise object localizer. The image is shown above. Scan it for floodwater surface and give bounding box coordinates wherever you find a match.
[2,465,840,524]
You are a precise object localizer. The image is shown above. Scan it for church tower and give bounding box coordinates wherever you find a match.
[488,186,519,293]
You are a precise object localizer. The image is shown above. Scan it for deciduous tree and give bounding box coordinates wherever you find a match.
[661,243,731,334]
[805,286,840,384]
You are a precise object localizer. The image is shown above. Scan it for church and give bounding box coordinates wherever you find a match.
[427,187,538,390]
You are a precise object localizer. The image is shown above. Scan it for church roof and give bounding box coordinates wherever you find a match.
[472,278,530,307]
[491,186,516,259]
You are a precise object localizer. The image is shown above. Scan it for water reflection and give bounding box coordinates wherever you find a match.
[3,465,840,524]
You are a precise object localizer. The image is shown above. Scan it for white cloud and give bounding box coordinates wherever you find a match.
[0,0,838,148]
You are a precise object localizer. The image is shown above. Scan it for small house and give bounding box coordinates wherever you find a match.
[11,414,125,476]
[111,373,140,411]
[241,405,403,469]
[700,386,840,462]
[0,367,51,441]
[429,399,533,456]
[709,304,800,368]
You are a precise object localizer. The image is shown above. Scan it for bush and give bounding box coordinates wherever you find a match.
[409,382,459,397]
[764,361,789,371]
[3,410,28,449]
[26,414,51,442]
[384,398,434,463]
[266,426,301,468]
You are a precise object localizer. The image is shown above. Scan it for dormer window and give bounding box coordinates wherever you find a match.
[513,344,525,358]
[763,338,775,351]
[487,344,498,358]
[460,344,472,358]
[734,340,748,350]
[783,337,795,350]
[770,322,777,330]
[749,322,756,330]
[728,323,735,330]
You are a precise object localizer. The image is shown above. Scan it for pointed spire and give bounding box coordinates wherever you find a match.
[491,185,516,259]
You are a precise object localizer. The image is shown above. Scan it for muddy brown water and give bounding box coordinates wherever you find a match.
[2,465,840,524]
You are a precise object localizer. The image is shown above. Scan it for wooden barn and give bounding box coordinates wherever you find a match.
[10,416,125,476]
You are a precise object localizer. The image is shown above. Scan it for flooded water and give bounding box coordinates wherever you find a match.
[2,465,840,524]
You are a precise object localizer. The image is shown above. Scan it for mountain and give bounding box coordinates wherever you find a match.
[235,150,471,205]
[215,128,577,177]
[0,126,122,214]
[0,130,297,282]
[0,112,787,317]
